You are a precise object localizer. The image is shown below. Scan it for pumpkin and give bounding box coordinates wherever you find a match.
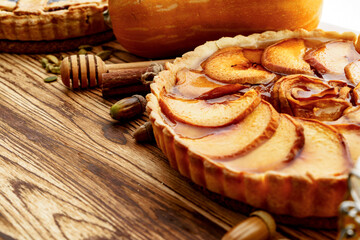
[108,0,323,58]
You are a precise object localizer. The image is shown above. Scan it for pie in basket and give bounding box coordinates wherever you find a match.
[147,29,360,219]
[0,0,109,41]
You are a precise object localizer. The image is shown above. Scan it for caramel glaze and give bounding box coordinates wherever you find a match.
[159,38,360,173]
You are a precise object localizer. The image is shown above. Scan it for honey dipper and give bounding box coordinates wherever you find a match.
[60,55,172,89]
[223,211,276,240]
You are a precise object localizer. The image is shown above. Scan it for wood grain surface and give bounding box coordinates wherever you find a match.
[0,41,340,240]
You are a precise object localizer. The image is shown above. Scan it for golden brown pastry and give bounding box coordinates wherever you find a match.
[0,0,109,41]
[147,29,360,219]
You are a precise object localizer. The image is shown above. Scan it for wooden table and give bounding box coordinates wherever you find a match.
[0,41,340,240]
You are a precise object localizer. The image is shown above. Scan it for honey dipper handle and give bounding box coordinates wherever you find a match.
[60,55,173,89]
[222,211,276,240]
[105,59,173,71]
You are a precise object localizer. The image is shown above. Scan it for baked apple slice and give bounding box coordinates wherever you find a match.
[345,60,360,85]
[280,119,352,175]
[178,101,279,158]
[173,68,223,98]
[304,40,360,77]
[243,49,264,64]
[202,47,277,84]
[274,119,351,218]
[222,114,304,172]
[273,74,351,121]
[334,124,360,163]
[173,68,246,99]
[353,83,360,105]
[336,106,360,125]
[159,89,261,127]
[195,84,247,100]
[262,38,313,75]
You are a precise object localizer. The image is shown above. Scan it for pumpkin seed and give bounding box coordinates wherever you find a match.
[78,48,87,55]
[46,54,60,65]
[44,76,57,83]
[40,58,49,68]
[50,66,61,74]
[45,64,61,74]
[97,50,112,61]
[78,45,93,51]
[45,63,53,73]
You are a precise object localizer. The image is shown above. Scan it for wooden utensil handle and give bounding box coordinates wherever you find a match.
[106,59,173,71]
[60,55,173,89]
[222,211,276,240]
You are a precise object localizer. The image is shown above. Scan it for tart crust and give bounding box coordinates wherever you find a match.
[0,0,109,41]
[147,29,359,219]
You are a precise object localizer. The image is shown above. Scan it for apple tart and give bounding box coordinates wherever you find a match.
[0,0,109,41]
[147,29,360,219]
[0,0,112,53]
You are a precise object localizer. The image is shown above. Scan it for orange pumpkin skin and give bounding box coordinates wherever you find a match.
[109,0,323,58]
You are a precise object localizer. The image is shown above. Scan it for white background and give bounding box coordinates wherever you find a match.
[320,0,360,32]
